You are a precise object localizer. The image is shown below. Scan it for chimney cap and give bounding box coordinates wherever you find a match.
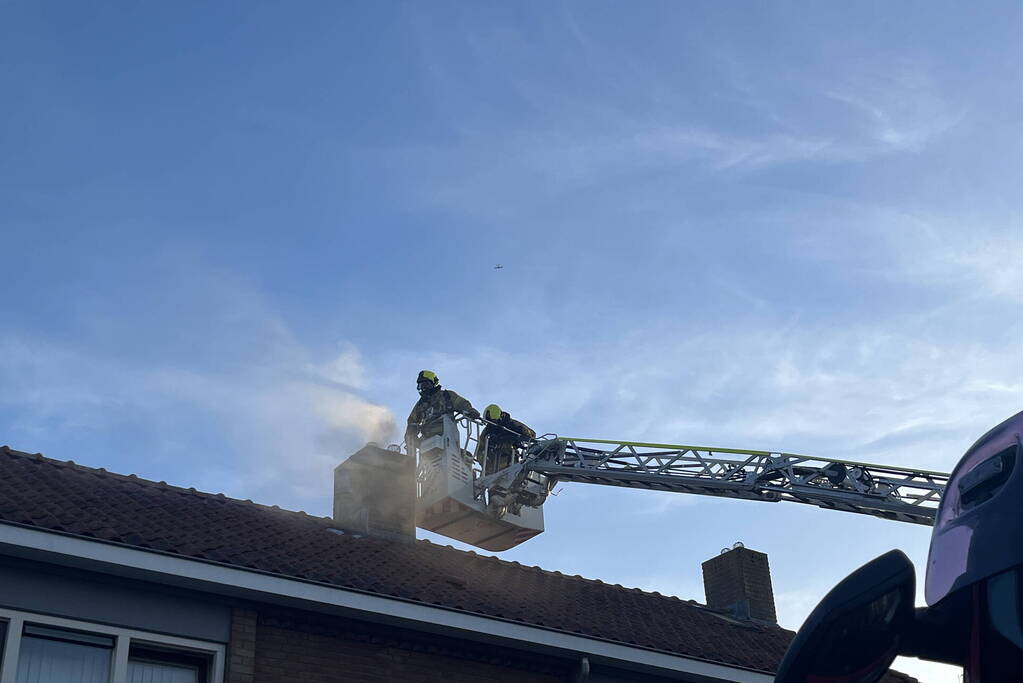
[720,541,746,554]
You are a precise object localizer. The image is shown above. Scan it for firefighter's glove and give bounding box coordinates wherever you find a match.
[466,408,481,420]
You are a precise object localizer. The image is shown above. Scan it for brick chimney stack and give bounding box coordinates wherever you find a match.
[702,543,777,623]
[333,444,416,540]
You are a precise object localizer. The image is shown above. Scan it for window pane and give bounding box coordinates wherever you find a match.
[22,626,114,649]
[128,659,199,683]
[16,634,111,683]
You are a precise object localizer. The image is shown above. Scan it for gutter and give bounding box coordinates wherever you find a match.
[0,521,774,683]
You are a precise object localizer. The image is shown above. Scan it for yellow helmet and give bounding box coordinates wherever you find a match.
[417,370,439,387]
[484,404,502,421]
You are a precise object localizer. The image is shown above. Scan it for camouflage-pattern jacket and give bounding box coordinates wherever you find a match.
[406,388,476,437]
[480,416,536,466]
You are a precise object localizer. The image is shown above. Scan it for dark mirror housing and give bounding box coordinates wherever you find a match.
[775,550,915,683]
[899,595,969,666]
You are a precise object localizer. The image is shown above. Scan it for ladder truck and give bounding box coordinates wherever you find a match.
[413,415,950,551]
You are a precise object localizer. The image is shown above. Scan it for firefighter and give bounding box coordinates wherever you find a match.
[479,404,535,476]
[404,371,479,453]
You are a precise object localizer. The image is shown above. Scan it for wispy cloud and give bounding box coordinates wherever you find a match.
[387,118,947,216]
[0,266,395,513]
[393,13,961,219]
[881,217,1023,302]
[380,312,1023,477]
[824,59,963,155]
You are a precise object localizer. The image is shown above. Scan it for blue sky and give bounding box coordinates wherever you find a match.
[5,2,1023,680]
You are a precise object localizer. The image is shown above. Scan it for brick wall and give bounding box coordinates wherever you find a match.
[701,546,777,623]
[229,606,566,683]
[227,608,257,683]
[333,445,416,539]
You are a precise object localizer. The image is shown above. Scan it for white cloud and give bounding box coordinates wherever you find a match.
[390,119,947,217]
[386,35,960,218]
[887,220,1023,302]
[0,263,396,513]
[824,62,962,156]
[381,311,1023,480]
[0,334,396,511]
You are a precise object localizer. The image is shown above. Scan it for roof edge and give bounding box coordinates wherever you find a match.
[0,444,783,616]
[0,520,774,681]
[0,446,330,520]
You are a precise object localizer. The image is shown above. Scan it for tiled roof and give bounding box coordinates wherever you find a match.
[0,446,915,680]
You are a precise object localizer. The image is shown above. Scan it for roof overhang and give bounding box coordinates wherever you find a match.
[0,521,774,683]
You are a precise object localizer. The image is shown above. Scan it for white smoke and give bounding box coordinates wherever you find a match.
[175,343,398,508]
[0,258,398,514]
[310,385,396,448]
[0,333,397,513]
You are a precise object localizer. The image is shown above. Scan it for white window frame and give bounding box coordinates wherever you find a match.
[0,608,225,683]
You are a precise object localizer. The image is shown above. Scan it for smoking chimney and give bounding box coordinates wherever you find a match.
[333,444,416,539]
[702,543,777,623]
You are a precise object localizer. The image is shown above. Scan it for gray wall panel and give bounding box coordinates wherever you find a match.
[0,556,231,643]
[591,664,732,682]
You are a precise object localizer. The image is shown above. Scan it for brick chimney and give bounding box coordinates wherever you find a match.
[702,543,777,623]
[333,444,416,540]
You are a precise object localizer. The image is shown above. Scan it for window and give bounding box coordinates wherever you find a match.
[16,625,113,683]
[0,608,224,683]
[128,644,209,683]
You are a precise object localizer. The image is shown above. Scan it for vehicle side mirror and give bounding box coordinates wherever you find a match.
[775,549,915,683]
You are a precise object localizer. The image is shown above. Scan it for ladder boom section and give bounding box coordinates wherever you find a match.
[525,437,949,526]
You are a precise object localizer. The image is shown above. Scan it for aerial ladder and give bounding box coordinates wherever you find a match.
[412,414,950,551]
